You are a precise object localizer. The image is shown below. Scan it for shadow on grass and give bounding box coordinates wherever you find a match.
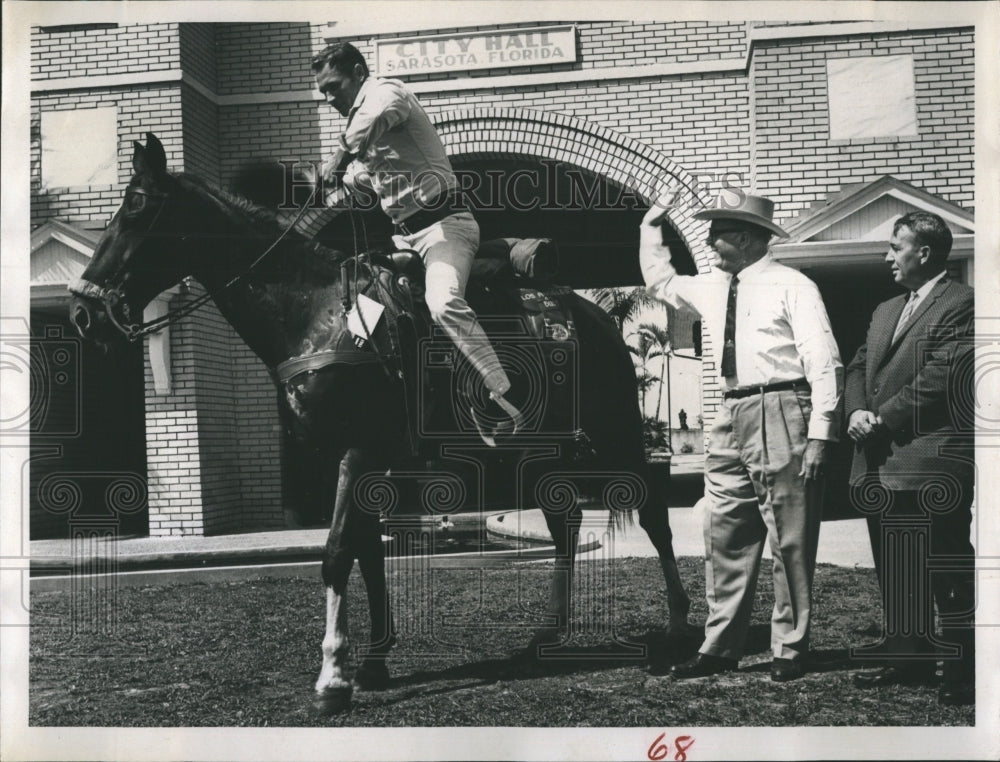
[384,629,702,698]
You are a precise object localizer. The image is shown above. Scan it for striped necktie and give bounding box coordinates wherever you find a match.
[721,274,739,377]
[892,291,920,342]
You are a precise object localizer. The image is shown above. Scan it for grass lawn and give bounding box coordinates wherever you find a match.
[29,557,974,727]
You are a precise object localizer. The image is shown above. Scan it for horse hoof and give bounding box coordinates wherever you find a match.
[353,661,390,692]
[313,684,353,715]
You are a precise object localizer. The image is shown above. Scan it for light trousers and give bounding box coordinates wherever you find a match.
[700,387,824,661]
[393,212,510,395]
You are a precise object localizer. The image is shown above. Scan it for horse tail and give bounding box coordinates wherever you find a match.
[563,293,657,537]
[607,501,635,535]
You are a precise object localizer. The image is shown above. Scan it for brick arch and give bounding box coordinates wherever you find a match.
[433,107,712,272]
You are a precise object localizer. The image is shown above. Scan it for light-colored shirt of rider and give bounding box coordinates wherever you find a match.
[641,238,844,442]
[339,76,456,225]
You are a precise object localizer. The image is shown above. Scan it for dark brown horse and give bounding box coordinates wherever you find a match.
[69,133,692,714]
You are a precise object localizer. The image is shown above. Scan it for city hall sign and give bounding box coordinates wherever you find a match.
[374,25,577,76]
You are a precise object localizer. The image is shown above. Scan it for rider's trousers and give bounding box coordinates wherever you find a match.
[392,211,511,396]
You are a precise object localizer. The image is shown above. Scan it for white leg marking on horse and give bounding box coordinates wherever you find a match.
[315,586,351,695]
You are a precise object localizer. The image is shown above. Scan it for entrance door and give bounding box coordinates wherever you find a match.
[30,310,148,539]
[802,261,902,521]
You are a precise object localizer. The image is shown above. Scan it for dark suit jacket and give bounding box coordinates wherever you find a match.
[844,276,974,491]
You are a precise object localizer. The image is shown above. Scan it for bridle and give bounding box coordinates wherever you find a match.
[70,179,406,383]
[69,184,320,343]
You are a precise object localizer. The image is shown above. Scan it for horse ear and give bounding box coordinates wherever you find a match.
[132,140,146,174]
[132,132,168,176]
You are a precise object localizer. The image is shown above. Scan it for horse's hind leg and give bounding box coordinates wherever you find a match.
[523,507,582,657]
[314,448,365,714]
[638,473,696,638]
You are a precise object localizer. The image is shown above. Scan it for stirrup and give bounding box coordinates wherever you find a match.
[471,391,523,447]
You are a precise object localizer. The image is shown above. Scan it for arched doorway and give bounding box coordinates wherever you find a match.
[435,107,711,275]
[453,156,696,287]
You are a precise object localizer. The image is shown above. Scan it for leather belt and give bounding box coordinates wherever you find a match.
[724,378,810,400]
[394,191,469,235]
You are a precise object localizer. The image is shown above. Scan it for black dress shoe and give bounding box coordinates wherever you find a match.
[938,683,975,706]
[670,653,738,679]
[770,657,805,682]
[853,665,935,688]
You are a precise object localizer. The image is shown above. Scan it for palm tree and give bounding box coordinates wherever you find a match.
[629,328,658,412]
[637,322,671,421]
[589,287,664,433]
[586,287,657,332]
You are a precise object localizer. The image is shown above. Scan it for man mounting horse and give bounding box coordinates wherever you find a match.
[311,41,523,444]
[65,42,694,716]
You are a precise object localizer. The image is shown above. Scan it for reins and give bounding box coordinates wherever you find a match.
[72,182,322,343]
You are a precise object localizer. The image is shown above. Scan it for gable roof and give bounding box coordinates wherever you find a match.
[30,219,100,287]
[782,175,974,244]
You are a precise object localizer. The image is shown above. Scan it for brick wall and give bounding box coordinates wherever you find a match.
[32,23,180,80]
[419,74,751,185]
[143,296,205,536]
[218,101,324,180]
[31,86,184,228]
[142,286,284,536]
[752,28,975,224]
[179,23,218,91]
[211,21,747,94]
[181,83,221,183]
[214,22,322,95]
[232,338,284,528]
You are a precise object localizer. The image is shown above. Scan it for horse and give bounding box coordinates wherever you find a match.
[69,133,693,714]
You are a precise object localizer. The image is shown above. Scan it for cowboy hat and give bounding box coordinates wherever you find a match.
[694,192,789,238]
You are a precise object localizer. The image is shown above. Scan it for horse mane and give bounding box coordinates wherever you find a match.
[174,172,347,282]
[175,172,292,236]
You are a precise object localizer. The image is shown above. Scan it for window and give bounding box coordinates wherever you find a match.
[827,55,918,141]
[41,107,119,190]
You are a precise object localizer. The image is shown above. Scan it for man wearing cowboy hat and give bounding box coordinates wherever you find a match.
[640,190,843,681]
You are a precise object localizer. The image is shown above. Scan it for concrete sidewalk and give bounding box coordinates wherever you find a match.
[30,506,874,575]
[488,507,875,569]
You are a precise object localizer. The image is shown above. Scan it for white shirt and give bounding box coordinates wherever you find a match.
[641,230,844,441]
[339,77,456,224]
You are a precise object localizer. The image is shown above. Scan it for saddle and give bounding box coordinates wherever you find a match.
[367,238,581,454]
[370,237,576,343]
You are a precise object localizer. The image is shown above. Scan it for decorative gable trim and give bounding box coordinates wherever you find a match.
[782,176,974,243]
[773,177,974,271]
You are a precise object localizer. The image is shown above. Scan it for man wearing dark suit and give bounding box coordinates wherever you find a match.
[846,211,975,706]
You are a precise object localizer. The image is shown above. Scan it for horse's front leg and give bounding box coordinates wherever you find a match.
[314,448,366,714]
[353,500,395,692]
